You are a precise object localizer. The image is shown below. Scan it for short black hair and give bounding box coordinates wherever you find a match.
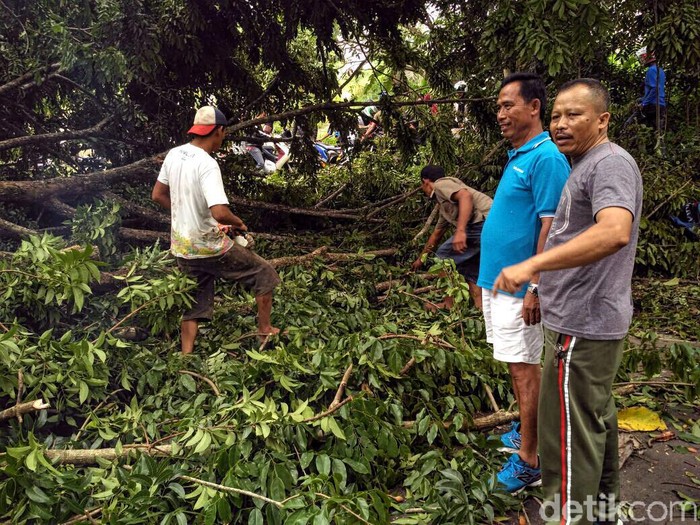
[558,78,610,112]
[420,165,444,181]
[501,72,546,121]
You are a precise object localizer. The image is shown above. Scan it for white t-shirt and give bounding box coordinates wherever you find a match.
[157,143,234,258]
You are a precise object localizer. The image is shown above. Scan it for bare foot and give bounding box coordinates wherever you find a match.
[258,327,283,337]
[257,327,288,347]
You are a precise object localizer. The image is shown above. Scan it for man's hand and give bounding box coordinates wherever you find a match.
[411,258,424,271]
[522,292,541,326]
[452,230,467,253]
[493,260,536,295]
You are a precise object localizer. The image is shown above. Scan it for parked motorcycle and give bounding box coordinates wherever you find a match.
[245,131,290,173]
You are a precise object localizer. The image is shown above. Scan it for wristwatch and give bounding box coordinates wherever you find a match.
[527,283,539,297]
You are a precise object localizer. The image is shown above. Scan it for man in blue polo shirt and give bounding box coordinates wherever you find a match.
[478,72,570,493]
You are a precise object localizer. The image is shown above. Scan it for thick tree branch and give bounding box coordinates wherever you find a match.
[103,192,170,227]
[268,247,397,268]
[228,96,495,133]
[329,364,353,409]
[0,217,37,239]
[375,273,437,292]
[0,399,50,422]
[0,62,62,96]
[365,188,421,219]
[45,444,173,465]
[402,410,520,431]
[412,204,439,242]
[0,116,113,152]
[0,156,160,206]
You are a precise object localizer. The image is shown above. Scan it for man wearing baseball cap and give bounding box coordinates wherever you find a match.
[152,106,282,353]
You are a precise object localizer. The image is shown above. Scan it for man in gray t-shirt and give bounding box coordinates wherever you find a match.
[413,165,492,310]
[493,79,642,523]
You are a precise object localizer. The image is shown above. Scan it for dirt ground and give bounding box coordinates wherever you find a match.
[505,409,700,525]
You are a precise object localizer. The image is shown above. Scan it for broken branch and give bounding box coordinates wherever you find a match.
[0,399,49,422]
[45,444,173,465]
[402,410,519,431]
[412,204,439,242]
[303,396,354,423]
[329,364,353,409]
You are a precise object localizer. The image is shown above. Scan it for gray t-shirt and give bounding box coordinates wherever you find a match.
[540,142,643,340]
[433,177,492,229]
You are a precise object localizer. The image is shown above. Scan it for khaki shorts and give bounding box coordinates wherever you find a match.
[482,289,543,364]
[176,247,281,322]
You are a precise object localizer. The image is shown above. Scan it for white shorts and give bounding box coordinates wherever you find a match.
[482,289,543,364]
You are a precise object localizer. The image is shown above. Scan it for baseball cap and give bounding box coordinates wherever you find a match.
[188,106,228,136]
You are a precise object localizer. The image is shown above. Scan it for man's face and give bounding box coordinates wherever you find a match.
[496,81,540,149]
[550,85,610,159]
[213,126,226,151]
[420,178,433,196]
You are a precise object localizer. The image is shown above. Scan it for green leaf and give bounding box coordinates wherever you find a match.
[180,374,197,392]
[327,417,346,440]
[344,458,369,474]
[193,431,212,454]
[79,381,89,403]
[26,485,52,504]
[169,483,186,498]
[73,286,85,311]
[6,446,31,459]
[312,511,330,525]
[25,450,38,472]
[316,454,331,476]
[248,508,263,525]
[217,497,232,522]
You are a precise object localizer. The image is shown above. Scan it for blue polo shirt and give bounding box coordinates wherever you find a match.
[478,132,570,297]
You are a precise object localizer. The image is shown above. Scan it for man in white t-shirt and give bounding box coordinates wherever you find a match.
[152,106,281,354]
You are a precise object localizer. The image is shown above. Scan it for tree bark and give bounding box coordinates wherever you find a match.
[0,399,50,422]
[0,116,113,153]
[402,410,520,431]
[268,247,397,268]
[0,63,62,97]
[45,444,173,465]
[0,157,160,206]
[0,217,37,239]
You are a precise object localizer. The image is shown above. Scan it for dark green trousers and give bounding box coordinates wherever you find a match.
[539,328,624,525]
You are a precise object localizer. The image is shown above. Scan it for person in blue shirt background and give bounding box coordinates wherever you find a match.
[637,46,666,131]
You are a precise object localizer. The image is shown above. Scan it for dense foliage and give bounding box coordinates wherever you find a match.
[0,227,697,524]
[0,1,698,523]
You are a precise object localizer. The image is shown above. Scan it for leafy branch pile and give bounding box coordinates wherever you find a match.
[0,227,697,524]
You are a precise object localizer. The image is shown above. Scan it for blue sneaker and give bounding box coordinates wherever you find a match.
[498,422,521,453]
[497,453,541,494]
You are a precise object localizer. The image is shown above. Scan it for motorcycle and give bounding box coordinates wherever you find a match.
[314,141,346,167]
[245,131,290,173]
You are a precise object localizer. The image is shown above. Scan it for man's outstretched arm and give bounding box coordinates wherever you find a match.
[494,206,634,294]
